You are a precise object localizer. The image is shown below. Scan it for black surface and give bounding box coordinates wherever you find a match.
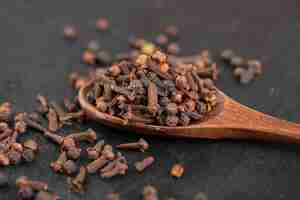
[1,0,300,199]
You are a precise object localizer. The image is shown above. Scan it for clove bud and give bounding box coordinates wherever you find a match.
[100,161,128,178]
[50,151,67,173]
[134,156,155,172]
[67,128,97,143]
[16,176,48,191]
[116,138,149,152]
[86,140,105,160]
[69,166,87,193]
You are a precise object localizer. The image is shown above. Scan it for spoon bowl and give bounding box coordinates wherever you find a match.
[79,81,300,143]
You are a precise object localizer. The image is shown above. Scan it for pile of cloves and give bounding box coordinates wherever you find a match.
[16,176,60,200]
[0,103,39,167]
[221,49,263,84]
[78,49,218,127]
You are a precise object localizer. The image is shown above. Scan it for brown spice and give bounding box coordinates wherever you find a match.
[96,17,109,32]
[147,82,159,115]
[170,164,184,178]
[134,156,155,172]
[36,94,49,114]
[100,161,128,178]
[155,34,168,46]
[142,185,159,200]
[62,160,78,175]
[16,176,48,191]
[67,128,97,143]
[86,140,105,160]
[47,108,59,132]
[69,166,87,193]
[82,51,96,65]
[86,155,109,174]
[116,138,149,152]
[50,151,67,173]
[63,25,78,40]
[167,43,180,55]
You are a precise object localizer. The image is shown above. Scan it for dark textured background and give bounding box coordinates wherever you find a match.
[1,0,300,199]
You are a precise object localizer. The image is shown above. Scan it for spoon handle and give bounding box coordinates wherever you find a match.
[203,97,300,143]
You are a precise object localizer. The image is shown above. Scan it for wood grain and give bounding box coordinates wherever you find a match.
[79,82,300,143]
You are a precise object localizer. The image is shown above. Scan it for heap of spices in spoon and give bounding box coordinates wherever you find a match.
[83,49,218,126]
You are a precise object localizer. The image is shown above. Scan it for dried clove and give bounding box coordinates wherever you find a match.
[220,49,235,61]
[36,94,49,114]
[50,151,68,173]
[100,161,128,178]
[69,166,87,193]
[102,144,115,160]
[0,102,12,115]
[164,25,179,38]
[147,82,159,115]
[16,176,48,191]
[47,108,59,132]
[17,186,35,200]
[7,150,22,165]
[67,128,97,143]
[0,153,10,166]
[62,160,78,175]
[86,140,105,160]
[22,149,36,163]
[63,97,78,113]
[167,42,180,55]
[63,25,78,40]
[134,156,155,172]
[66,146,81,160]
[100,152,127,174]
[96,17,109,32]
[23,139,38,152]
[86,155,109,174]
[142,185,159,200]
[116,138,149,152]
[82,51,96,65]
[170,164,184,178]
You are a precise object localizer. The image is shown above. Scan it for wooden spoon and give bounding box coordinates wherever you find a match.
[78,81,300,143]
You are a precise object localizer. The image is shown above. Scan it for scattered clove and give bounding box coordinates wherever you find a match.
[63,25,78,40]
[50,151,68,173]
[47,108,59,132]
[36,94,49,114]
[17,186,35,200]
[134,156,155,172]
[69,166,87,193]
[86,140,105,160]
[142,185,159,200]
[100,161,128,178]
[62,160,78,175]
[67,128,97,143]
[170,164,184,178]
[86,155,109,174]
[116,138,149,152]
[16,176,48,191]
[22,149,36,162]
